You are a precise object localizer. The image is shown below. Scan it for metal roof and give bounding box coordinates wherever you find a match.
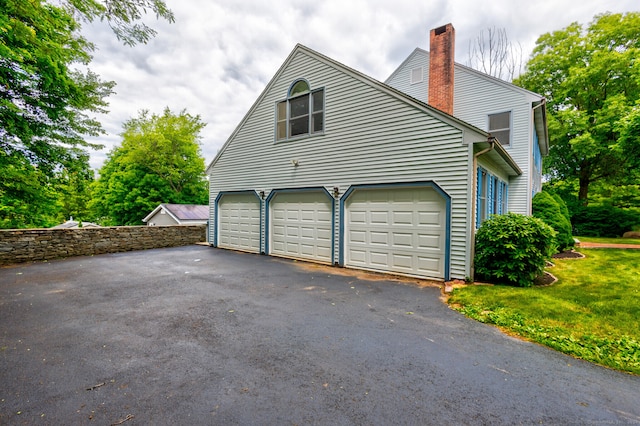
[162,204,209,221]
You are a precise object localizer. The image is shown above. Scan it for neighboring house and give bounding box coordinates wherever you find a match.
[143,204,209,226]
[53,219,101,229]
[206,23,548,281]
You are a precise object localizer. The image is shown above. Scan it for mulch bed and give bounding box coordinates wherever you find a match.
[534,271,558,286]
[532,250,585,286]
[552,250,585,259]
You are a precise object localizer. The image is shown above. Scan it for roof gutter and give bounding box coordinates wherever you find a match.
[532,98,549,155]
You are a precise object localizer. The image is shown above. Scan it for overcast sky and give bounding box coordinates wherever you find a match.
[79,0,639,170]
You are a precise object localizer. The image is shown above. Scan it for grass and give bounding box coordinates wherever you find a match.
[448,248,640,375]
[575,235,640,245]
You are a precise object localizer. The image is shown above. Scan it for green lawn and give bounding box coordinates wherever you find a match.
[576,236,640,245]
[448,248,640,375]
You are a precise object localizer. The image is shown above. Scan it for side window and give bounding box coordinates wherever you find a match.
[477,168,487,227]
[276,79,324,141]
[489,111,511,145]
[477,167,508,227]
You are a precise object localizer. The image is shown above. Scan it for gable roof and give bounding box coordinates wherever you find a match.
[142,204,209,223]
[386,47,549,155]
[206,44,521,176]
[52,220,101,229]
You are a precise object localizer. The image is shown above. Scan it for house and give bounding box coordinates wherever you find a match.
[143,204,209,226]
[205,23,548,281]
[52,218,101,229]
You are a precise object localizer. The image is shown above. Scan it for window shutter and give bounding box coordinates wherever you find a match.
[476,167,482,228]
[487,176,494,216]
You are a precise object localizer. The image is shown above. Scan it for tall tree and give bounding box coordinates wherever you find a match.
[0,149,58,228]
[1,0,172,228]
[467,26,523,81]
[514,12,640,204]
[55,151,95,224]
[91,108,208,225]
[66,0,174,46]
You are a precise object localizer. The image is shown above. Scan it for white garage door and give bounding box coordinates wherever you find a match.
[270,191,333,263]
[345,187,446,279]
[217,193,261,253]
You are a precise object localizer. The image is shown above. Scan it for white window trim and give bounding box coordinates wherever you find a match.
[275,80,325,142]
[488,110,512,146]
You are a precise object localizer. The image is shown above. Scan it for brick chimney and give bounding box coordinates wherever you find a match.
[428,23,455,115]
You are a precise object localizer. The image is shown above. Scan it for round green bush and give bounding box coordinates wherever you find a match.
[475,213,556,287]
[532,191,575,251]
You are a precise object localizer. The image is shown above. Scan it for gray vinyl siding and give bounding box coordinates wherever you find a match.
[385,49,429,103]
[147,212,178,226]
[209,48,484,279]
[386,49,538,215]
[453,66,534,215]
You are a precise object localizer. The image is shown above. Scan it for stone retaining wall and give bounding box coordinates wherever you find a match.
[0,225,207,266]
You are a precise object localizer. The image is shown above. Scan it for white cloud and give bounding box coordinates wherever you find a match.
[78,0,640,170]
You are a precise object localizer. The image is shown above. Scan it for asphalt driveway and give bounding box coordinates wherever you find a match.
[1,245,638,425]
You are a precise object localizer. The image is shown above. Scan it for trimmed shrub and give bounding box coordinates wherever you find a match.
[571,205,640,237]
[475,213,556,287]
[552,193,571,223]
[532,191,575,251]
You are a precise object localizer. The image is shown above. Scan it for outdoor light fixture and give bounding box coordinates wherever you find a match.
[333,186,340,198]
[291,159,299,167]
[259,190,265,199]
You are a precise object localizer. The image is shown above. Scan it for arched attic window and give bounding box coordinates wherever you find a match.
[276,79,324,141]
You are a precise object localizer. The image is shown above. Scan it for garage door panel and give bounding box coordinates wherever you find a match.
[349,211,366,224]
[349,249,366,264]
[270,191,333,264]
[392,254,413,270]
[392,211,413,225]
[418,211,441,225]
[417,234,440,249]
[368,231,387,245]
[317,229,332,242]
[392,233,413,248]
[417,256,440,273]
[345,187,445,279]
[350,230,366,244]
[369,251,389,267]
[218,193,261,253]
[370,211,389,224]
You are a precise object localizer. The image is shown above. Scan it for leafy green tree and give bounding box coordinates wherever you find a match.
[55,151,95,224]
[1,0,114,174]
[91,108,208,225]
[65,0,174,46]
[514,12,640,204]
[0,150,58,228]
[1,0,172,228]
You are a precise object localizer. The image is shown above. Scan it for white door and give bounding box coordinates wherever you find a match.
[217,193,261,253]
[270,191,333,263]
[345,187,446,279]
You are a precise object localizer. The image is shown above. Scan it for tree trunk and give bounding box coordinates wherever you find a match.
[578,172,590,206]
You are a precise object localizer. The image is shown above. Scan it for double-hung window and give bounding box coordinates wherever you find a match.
[488,111,511,145]
[276,79,324,141]
[476,167,509,227]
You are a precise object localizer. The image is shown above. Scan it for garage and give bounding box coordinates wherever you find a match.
[217,192,261,253]
[269,190,333,263]
[344,186,447,280]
